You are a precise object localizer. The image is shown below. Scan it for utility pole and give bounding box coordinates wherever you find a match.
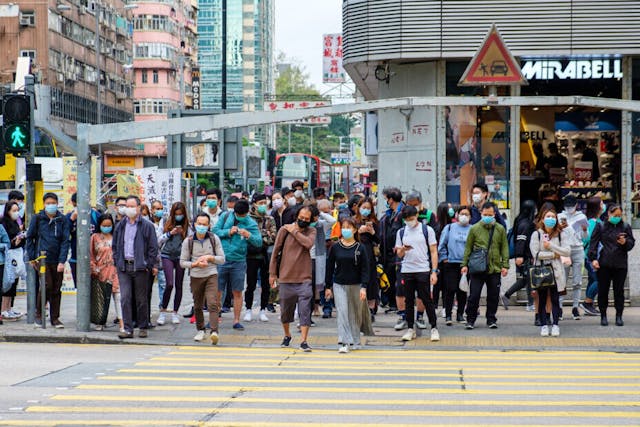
[287,123,291,152]
[95,3,102,128]
[75,125,92,332]
[24,75,36,323]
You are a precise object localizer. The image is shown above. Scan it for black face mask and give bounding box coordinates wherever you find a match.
[297,219,311,229]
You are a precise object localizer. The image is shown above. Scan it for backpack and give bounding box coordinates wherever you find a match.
[398,223,432,265]
[187,233,217,259]
[247,216,270,256]
[507,226,516,259]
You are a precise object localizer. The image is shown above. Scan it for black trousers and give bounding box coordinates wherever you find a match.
[118,267,150,333]
[597,266,627,316]
[536,285,561,325]
[466,272,500,325]
[442,262,467,318]
[402,272,437,329]
[245,257,270,310]
[381,259,398,308]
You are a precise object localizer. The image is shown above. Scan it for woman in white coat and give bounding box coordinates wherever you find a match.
[530,209,571,337]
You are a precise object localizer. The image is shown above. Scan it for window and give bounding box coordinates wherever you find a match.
[19,11,35,27]
[152,69,158,84]
[141,69,147,83]
[19,50,36,60]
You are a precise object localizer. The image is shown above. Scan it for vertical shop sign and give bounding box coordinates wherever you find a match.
[191,67,200,110]
[322,34,346,83]
[62,157,78,212]
[634,154,640,183]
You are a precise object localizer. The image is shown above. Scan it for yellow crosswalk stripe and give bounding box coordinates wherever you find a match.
[0,422,630,427]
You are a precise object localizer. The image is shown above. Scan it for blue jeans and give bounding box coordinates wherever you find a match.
[585,259,598,300]
[157,270,166,309]
[218,261,247,304]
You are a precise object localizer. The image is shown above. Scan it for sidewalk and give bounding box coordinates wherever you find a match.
[2,291,640,351]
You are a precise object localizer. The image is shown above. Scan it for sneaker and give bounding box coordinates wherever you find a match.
[322,311,331,319]
[580,302,599,316]
[9,309,22,317]
[558,310,563,321]
[540,325,550,337]
[138,329,148,338]
[430,328,440,342]
[34,317,42,327]
[243,311,252,322]
[350,343,361,351]
[194,330,205,342]
[259,310,269,322]
[445,316,453,326]
[488,322,498,329]
[465,322,474,330]
[171,313,180,324]
[500,294,510,310]
[95,325,104,331]
[526,304,536,312]
[456,313,465,323]
[232,323,244,330]
[601,316,609,326]
[52,320,64,329]
[310,320,316,327]
[157,312,166,325]
[221,307,230,313]
[210,331,219,345]
[394,319,408,331]
[267,304,276,313]
[338,344,349,354]
[183,307,194,318]
[281,336,292,347]
[572,307,581,320]
[402,329,416,341]
[118,331,134,339]
[441,308,446,318]
[1,311,19,321]
[415,319,427,329]
[299,341,312,352]
[616,315,624,327]
[551,325,560,337]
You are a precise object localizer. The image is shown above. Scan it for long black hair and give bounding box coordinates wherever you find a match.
[436,202,452,231]
[515,199,537,228]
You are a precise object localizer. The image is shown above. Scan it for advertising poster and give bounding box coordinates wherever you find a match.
[322,33,346,83]
[445,106,478,205]
[62,157,77,212]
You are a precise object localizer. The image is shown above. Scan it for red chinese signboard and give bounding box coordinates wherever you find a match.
[322,33,346,83]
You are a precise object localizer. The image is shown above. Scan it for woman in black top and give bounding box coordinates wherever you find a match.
[1,201,25,320]
[325,218,370,353]
[355,198,380,320]
[588,204,635,327]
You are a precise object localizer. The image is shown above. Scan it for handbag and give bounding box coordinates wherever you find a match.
[468,226,495,274]
[529,232,557,290]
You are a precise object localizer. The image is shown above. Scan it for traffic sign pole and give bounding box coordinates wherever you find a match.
[24,75,36,324]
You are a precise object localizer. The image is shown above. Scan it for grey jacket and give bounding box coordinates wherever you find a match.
[180,232,226,278]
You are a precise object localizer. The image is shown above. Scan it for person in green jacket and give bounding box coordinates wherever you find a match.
[461,202,509,330]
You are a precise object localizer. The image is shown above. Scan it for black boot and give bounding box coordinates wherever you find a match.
[534,314,541,327]
[601,315,608,326]
[615,315,624,327]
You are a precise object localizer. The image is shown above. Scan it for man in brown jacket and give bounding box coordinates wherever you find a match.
[269,205,316,352]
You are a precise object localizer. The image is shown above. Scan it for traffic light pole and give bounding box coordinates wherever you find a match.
[24,75,36,324]
[75,125,91,332]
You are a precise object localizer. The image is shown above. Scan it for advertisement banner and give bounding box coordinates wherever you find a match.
[133,168,181,208]
[322,33,346,83]
[191,67,200,110]
[264,100,331,124]
[62,157,77,212]
[117,174,141,199]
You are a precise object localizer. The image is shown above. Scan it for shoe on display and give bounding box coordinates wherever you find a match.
[551,325,560,337]
[402,329,416,341]
[415,319,427,330]
[243,311,252,322]
[430,328,440,342]
[157,312,166,325]
[540,325,550,337]
[210,331,219,345]
[338,344,349,354]
[394,319,408,331]
[194,330,205,342]
[259,310,269,322]
[171,313,180,324]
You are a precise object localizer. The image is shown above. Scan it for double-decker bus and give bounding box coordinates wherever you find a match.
[273,153,333,194]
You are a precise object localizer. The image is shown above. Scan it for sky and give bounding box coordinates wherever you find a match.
[274,0,343,94]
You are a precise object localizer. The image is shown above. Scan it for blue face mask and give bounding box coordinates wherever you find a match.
[45,204,58,215]
[609,216,622,225]
[175,215,184,222]
[360,208,371,217]
[310,222,317,227]
[341,229,354,239]
[206,199,218,209]
[235,214,246,223]
[100,226,112,234]
[257,205,268,215]
[339,203,348,210]
[601,204,607,214]
[481,215,494,225]
[544,217,557,229]
[18,202,24,218]
[154,209,164,219]
[448,208,455,218]
[195,224,209,235]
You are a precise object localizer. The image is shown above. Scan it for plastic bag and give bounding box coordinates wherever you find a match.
[3,248,25,293]
[459,273,469,293]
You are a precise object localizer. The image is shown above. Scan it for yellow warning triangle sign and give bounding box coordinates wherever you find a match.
[459,24,527,86]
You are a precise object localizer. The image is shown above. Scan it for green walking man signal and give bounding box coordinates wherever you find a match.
[1,94,31,155]
[8,124,27,148]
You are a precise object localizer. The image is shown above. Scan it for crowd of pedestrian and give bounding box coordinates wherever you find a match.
[0,181,634,349]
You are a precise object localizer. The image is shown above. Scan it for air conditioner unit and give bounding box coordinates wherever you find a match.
[115,44,124,52]
[86,39,95,48]
[79,6,86,15]
[116,92,126,100]
[57,73,64,83]
[101,46,110,54]
[19,17,32,27]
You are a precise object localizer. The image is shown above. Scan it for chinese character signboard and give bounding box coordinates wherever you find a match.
[133,167,181,208]
[322,33,346,83]
[263,100,332,124]
[62,157,78,213]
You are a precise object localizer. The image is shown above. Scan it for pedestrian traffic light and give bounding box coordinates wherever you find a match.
[2,94,31,155]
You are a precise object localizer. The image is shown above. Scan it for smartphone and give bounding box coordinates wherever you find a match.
[618,233,627,239]
[366,221,373,227]
[403,244,413,250]
[543,234,550,241]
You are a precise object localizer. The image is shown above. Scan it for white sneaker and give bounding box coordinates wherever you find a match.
[193,330,205,342]
[526,304,536,312]
[259,310,268,322]
[441,308,446,318]
[402,329,416,341]
[540,325,550,337]
[551,325,560,337]
[394,319,408,331]
[430,328,440,342]
[171,313,180,324]
[338,344,349,353]
[244,311,253,322]
[210,331,219,345]
[415,319,427,329]
[157,312,166,325]
[10,309,22,317]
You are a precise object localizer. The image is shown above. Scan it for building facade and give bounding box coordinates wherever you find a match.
[0,0,135,137]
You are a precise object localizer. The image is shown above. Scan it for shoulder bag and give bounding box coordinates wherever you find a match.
[468,226,494,274]
[529,231,556,290]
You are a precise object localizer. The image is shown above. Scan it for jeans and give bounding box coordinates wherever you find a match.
[597,266,627,316]
[504,263,533,305]
[246,257,269,310]
[161,258,185,312]
[157,270,166,309]
[402,272,437,329]
[442,262,467,318]
[565,247,585,307]
[218,260,247,303]
[466,272,501,325]
[537,285,561,325]
[585,259,599,300]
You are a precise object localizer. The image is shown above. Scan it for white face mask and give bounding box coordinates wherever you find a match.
[125,207,138,218]
[9,211,19,221]
[294,190,304,199]
[405,219,418,228]
[118,206,126,216]
[287,197,297,207]
[472,194,483,204]
[565,206,577,214]
[272,199,284,209]
[458,215,470,225]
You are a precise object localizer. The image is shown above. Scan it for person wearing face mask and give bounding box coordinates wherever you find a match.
[181,213,226,344]
[291,180,306,206]
[560,195,588,320]
[203,188,224,228]
[65,193,79,289]
[271,190,295,231]
[26,193,71,328]
[588,204,634,327]
[530,210,571,337]
[244,194,277,322]
[7,190,25,225]
[355,198,379,321]
[149,201,167,312]
[325,218,371,353]
[269,206,317,352]
[378,187,404,316]
[112,195,159,339]
[438,206,472,325]
[283,187,298,210]
[1,201,26,321]
[580,197,605,316]
[214,199,262,330]
[469,184,507,228]
[157,202,191,326]
[90,215,123,333]
[461,202,509,330]
[114,197,128,222]
[140,204,152,221]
